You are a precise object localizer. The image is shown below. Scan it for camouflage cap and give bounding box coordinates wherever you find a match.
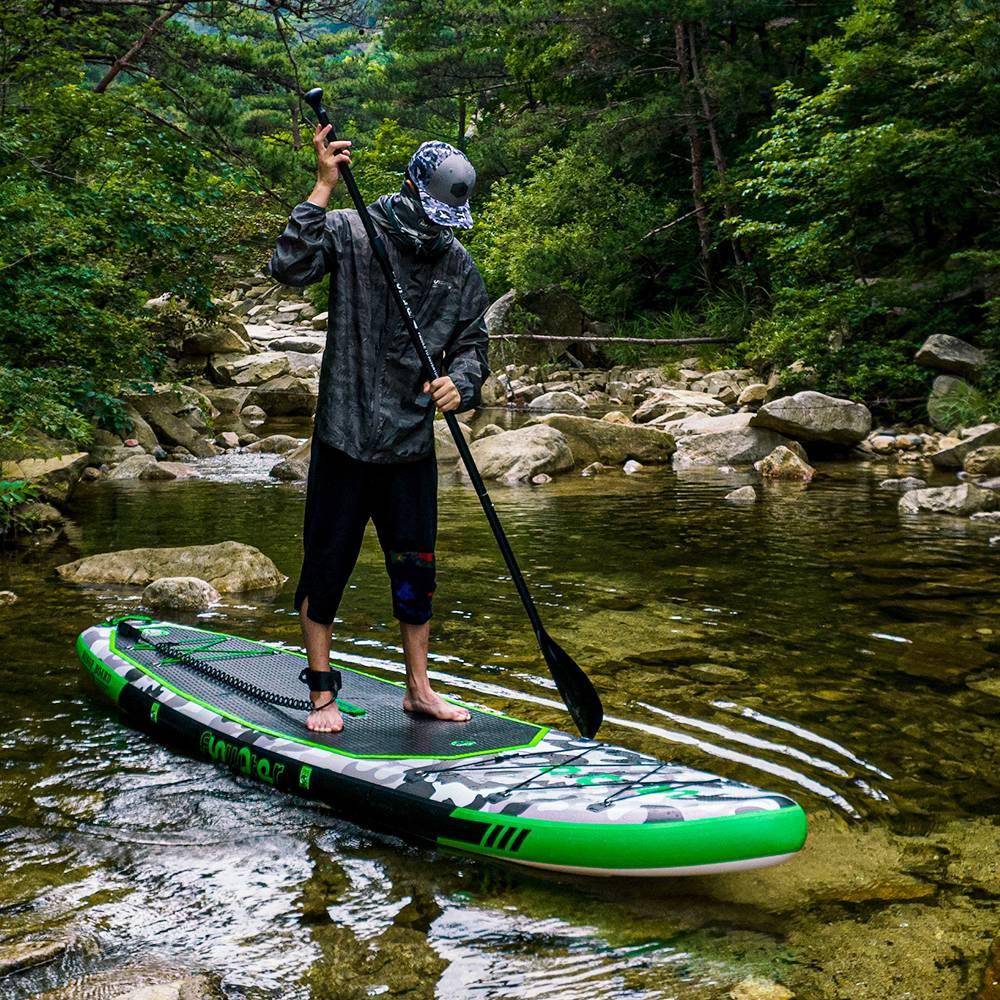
[407,141,475,230]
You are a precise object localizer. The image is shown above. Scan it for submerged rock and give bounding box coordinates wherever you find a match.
[879,476,927,492]
[725,485,757,503]
[56,540,285,592]
[581,461,605,477]
[898,483,1000,516]
[750,391,872,445]
[143,576,221,611]
[531,473,552,485]
[729,977,794,1000]
[622,459,643,474]
[0,591,17,606]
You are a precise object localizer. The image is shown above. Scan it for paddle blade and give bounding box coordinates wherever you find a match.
[538,629,603,738]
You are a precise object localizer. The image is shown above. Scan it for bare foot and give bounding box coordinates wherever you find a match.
[306,696,344,734]
[403,690,471,722]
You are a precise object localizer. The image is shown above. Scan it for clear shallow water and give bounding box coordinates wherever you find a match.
[2,442,999,998]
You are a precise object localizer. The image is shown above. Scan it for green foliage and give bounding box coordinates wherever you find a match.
[0,479,41,539]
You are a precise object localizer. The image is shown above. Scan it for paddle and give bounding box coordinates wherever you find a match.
[301,87,603,738]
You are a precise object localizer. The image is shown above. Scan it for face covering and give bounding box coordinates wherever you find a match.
[369,183,454,256]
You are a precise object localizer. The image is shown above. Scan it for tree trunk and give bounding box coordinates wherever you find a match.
[290,101,301,151]
[688,20,744,265]
[95,1,186,94]
[675,21,712,284]
[457,93,467,150]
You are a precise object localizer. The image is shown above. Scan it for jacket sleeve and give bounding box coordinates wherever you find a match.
[269,202,339,286]
[444,263,490,413]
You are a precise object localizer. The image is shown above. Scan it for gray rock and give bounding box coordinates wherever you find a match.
[209,351,290,387]
[1,451,89,504]
[311,311,328,330]
[473,423,504,441]
[927,375,981,431]
[737,383,769,407]
[0,591,17,606]
[57,540,286,592]
[242,405,266,423]
[632,389,728,424]
[531,473,553,485]
[755,445,816,481]
[215,431,240,449]
[526,390,588,412]
[581,462,605,477]
[916,334,988,380]
[672,413,795,469]
[898,483,1000,516]
[930,424,1000,469]
[245,374,318,417]
[879,477,927,492]
[971,511,1000,523]
[484,288,516,337]
[750,391,872,444]
[433,419,473,464]
[725,485,757,503]
[269,458,308,481]
[143,576,221,611]
[963,445,1000,477]
[267,336,325,353]
[244,434,305,455]
[109,454,160,480]
[149,461,198,480]
[123,405,160,453]
[526,413,675,466]
[623,460,643,474]
[464,424,574,484]
[182,321,253,356]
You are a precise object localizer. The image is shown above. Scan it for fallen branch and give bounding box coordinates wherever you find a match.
[488,334,730,345]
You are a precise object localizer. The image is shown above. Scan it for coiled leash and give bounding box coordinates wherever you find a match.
[115,618,342,713]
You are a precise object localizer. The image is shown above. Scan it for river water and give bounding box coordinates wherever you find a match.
[2,420,999,999]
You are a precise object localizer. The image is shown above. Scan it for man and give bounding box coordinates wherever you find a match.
[269,124,489,734]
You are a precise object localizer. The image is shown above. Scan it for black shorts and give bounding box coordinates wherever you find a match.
[294,438,437,627]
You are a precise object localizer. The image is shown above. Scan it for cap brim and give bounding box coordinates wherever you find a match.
[419,190,473,230]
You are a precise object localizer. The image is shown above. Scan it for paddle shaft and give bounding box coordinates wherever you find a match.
[305,91,600,736]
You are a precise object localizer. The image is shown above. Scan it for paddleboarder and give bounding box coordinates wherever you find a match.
[269,125,489,733]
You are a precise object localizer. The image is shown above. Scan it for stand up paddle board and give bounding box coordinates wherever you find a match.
[77,617,807,877]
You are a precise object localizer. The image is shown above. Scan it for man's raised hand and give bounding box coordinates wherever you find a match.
[307,126,351,209]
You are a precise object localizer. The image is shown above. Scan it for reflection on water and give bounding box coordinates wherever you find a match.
[2,442,999,997]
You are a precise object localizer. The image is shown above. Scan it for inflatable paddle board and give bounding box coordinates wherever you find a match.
[77,617,807,877]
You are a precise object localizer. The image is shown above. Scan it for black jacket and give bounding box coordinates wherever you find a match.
[269,201,490,463]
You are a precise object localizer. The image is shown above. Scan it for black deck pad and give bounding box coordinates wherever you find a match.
[114,623,543,759]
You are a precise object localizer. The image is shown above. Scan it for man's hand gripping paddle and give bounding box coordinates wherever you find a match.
[302,87,603,738]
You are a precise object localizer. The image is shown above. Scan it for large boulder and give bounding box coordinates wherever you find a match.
[245,374,318,417]
[209,351,290,387]
[518,286,586,340]
[526,390,588,412]
[138,407,216,458]
[182,320,253,356]
[632,389,729,424]
[672,413,795,470]
[108,454,160,480]
[526,413,675,466]
[916,334,988,380]
[56,540,285,592]
[463,424,574,484]
[122,405,159,453]
[929,424,1000,469]
[750,391,871,445]
[433,418,473,464]
[0,451,89,504]
[927,375,981,431]
[898,483,1000,516]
